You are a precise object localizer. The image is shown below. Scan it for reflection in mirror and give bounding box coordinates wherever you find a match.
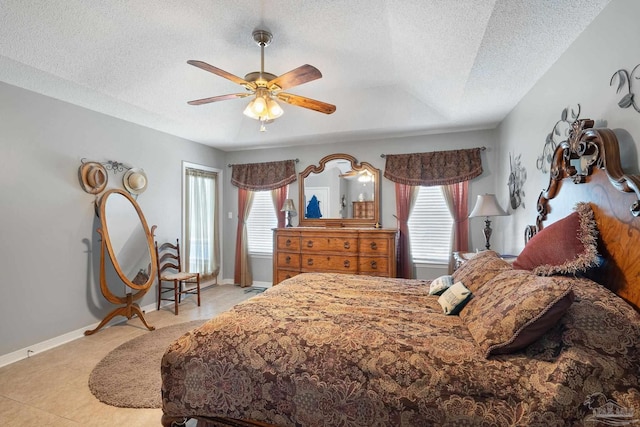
[104,193,152,283]
[299,153,380,227]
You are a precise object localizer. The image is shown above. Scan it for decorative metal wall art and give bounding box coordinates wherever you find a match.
[536,104,581,173]
[610,64,640,113]
[508,152,527,210]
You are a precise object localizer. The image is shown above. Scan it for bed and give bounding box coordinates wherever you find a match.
[161,121,640,426]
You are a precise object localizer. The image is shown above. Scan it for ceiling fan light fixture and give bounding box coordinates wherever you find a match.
[266,96,283,119]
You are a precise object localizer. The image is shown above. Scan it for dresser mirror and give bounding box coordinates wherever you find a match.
[85,189,157,335]
[299,153,380,227]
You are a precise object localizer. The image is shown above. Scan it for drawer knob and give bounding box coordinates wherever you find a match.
[370,242,378,250]
[370,260,378,269]
[307,258,314,266]
[285,256,291,264]
[344,260,350,268]
[285,239,292,247]
[307,240,314,248]
[344,241,351,249]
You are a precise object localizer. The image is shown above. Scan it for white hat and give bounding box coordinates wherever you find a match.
[123,168,148,195]
[78,162,107,194]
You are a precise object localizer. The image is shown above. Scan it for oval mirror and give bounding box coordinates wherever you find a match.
[99,189,156,290]
[299,153,380,227]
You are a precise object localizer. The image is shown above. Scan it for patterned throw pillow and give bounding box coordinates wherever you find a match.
[513,202,599,275]
[429,275,454,295]
[438,282,472,315]
[460,269,574,357]
[452,250,512,293]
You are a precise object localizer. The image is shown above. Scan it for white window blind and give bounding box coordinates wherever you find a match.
[408,186,454,264]
[246,191,278,254]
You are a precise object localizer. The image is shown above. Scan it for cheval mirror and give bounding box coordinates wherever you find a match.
[85,189,157,335]
[299,153,381,227]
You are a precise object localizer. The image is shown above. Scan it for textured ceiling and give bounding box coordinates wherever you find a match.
[0,1,610,151]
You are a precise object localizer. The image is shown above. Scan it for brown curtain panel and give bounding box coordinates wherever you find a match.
[231,159,297,191]
[395,182,419,279]
[384,148,483,186]
[442,181,470,274]
[234,188,254,287]
[271,186,289,229]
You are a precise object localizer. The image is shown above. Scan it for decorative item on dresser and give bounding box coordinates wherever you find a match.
[272,227,397,284]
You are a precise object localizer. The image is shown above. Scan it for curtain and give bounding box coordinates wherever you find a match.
[231,159,297,190]
[234,188,254,287]
[442,181,470,274]
[384,148,483,186]
[232,160,296,286]
[184,168,220,282]
[395,182,419,279]
[271,186,288,228]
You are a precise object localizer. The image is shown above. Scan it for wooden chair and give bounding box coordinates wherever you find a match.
[154,239,200,315]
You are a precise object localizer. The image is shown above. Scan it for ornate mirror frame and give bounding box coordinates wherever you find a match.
[298,153,380,227]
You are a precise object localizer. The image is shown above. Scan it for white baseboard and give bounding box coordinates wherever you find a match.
[0,301,158,369]
[0,281,252,368]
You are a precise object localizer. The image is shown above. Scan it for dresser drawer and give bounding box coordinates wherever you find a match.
[358,238,389,254]
[276,252,300,269]
[301,236,358,253]
[276,234,300,251]
[358,257,389,275]
[276,270,299,284]
[301,255,359,273]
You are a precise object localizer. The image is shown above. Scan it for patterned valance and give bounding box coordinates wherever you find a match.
[231,159,297,191]
[383,148,483,186]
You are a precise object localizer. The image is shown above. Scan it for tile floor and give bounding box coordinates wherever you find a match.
[0,283,261,426]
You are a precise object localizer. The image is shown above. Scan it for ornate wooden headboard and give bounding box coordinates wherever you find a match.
[526,119,640,312]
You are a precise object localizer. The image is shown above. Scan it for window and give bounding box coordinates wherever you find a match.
[183,164,221,280]
[246,191,278,254]
[408,186,454,264]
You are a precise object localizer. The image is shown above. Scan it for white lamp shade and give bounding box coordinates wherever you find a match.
[281,198,297,216]
[469,194,508,218]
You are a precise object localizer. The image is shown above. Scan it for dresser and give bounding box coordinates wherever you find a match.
[352,201,375,219]
[273,228,398,284]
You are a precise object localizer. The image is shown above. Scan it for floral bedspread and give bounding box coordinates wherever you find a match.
[161,272,640,426]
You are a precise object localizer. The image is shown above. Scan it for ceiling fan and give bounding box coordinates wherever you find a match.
[187,29,336,131]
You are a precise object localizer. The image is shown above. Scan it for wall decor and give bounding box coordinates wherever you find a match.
[508,152,527,210]
[536,104,581,173]
[610,64,640,113]
[78,158,147,197]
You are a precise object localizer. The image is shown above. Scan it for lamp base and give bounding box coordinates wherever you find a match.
[483,217,493,250]
[285,212,293,227]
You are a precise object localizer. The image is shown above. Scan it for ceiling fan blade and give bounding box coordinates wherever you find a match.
[277,93,336,114]
[187,60,257,90]
[187,93,252,105]
[268,64,322,91]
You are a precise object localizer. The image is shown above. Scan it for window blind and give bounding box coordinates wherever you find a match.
[408,186,453,264]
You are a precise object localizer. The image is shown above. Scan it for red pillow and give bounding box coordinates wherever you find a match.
[513,203,598,275]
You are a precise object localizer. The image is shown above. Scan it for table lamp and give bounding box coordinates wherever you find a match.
[281,199,297,227]
[469,194,508,250]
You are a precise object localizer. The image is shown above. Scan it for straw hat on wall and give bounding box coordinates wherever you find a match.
[78,162,108,194]
[123,168,148,195]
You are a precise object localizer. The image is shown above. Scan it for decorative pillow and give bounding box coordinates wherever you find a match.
[429,275,454,295]
[438,282,472,315]
[452,250,512,293]
[513,202,599,275]
[460,269,574,357]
